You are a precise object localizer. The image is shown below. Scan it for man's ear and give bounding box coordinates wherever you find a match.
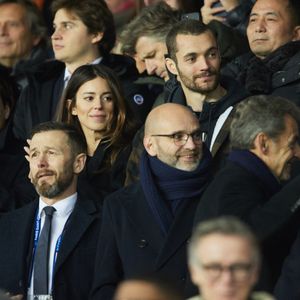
[143,136,157,157]
[73,153,87,174]
[252,132,269,156]
[165,57,179,76]
[292,26,300,41]
[91,32,104,44]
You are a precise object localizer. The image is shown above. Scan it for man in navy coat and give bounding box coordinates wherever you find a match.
[0,121,101,300]
[91,103,212,299]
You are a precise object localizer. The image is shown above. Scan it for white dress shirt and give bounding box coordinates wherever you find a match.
[63,57,103,88]
[28,193,77,296]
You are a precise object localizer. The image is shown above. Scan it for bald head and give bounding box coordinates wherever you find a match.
[144,103,203,171]
[144,103,198,136]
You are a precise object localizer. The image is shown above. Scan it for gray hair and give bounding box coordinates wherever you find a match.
[0,0,47,45]
[120,2,181,55]
[230,95,300,150]
[188,217,261,267]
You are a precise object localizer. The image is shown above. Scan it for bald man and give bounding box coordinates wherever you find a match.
[91,103,212,300]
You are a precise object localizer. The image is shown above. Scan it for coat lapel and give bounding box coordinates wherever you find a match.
[211,108,235,157]
[155,197,200,269]
[53,198,98,274]
[121,184,165,253]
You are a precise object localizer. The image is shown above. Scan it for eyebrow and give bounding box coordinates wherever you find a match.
[29,146,60,153]
[250,11,279,18]
[82,91,112,96]
[183,47,218,58]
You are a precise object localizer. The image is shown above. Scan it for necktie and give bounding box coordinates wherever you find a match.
[34,206,56,295]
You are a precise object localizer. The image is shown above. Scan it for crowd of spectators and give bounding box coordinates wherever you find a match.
[0,0,300,299]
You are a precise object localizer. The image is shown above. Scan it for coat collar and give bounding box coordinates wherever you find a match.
[53,196,99,275]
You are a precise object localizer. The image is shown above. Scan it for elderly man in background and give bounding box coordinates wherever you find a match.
[188,217,274,300]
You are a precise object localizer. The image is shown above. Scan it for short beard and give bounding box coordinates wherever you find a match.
[178,68,219,94]
[32,161,74,199]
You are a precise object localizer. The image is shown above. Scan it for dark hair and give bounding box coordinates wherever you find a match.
[166,19,212,62]
[56,64,136,167]
[230,95,300,150]
[30,121,87,157]
[0,0,48,46]
[51,0,116,54]
[287,0,300,27]
[120,2,181,56]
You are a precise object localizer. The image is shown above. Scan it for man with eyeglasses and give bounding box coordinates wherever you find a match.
[188,217,274,300]
[91,103,212,300]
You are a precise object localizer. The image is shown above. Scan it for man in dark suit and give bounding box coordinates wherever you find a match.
[0,121,101,300]
[194,95,300,290]
[91,103,212,299]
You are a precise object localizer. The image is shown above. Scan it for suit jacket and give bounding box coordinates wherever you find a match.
[194,160,300,289]
[0,195,101,300]
[91,183,199,300]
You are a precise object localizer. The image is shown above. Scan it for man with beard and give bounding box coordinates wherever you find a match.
[91,103,212,299]
[164,19,247,154]
[194,95,300,291]
[0,122,102,300]
[125,20,247,185]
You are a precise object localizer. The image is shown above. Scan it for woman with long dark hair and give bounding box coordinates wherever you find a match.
[57,64,137,200]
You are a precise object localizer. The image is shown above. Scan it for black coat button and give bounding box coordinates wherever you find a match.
[138,239,148,248]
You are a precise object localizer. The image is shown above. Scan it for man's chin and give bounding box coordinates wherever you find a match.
[177,162,200,172]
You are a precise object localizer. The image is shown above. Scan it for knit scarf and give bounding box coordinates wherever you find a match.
[140,146,212,236]
[238,41,300,94]
[228,150,281,197]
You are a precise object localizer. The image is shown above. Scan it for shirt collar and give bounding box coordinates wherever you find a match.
[38,193,77,218]
[64,57,103,83]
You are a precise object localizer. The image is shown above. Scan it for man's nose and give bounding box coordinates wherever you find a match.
[255,18,267,33]
[0,23,7,36]
[184,135,198,149]
[37,154,48,168]
[145,59,157,75]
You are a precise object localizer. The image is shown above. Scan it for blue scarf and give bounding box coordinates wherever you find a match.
[140,146,212,236]
[228,150,281,196]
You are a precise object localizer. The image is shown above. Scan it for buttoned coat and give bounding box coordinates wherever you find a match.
[91,183,199,300]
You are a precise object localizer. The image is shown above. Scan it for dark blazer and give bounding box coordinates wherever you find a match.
[0,195,101,300]
[194,160,300,289]
[91,183,199,300]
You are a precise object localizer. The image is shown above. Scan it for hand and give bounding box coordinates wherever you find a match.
[4,292,23,300]
[201,0,226,24]
[10,295,23,300]
[24,139,31,162]
[220,0,239,11]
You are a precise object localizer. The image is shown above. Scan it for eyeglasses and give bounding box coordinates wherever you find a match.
[151,130,202,146]
[199,262,254,282]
